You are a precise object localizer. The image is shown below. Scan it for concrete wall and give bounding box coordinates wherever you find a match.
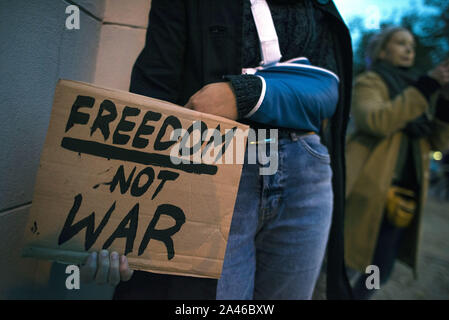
[95,0,149,90]
[0,0,150,299]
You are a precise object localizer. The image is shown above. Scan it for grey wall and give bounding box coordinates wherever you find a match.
[0,0,148,299]
[0,0,102,213]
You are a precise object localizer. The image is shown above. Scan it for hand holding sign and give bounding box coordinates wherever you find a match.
[80,250,133,286]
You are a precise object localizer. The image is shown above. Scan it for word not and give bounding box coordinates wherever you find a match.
[94,164,180,200]
[65,265,80,290]
[365,265,380,290]
[65,5,80,30]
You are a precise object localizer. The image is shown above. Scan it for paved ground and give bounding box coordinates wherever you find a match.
[313,194,449,300]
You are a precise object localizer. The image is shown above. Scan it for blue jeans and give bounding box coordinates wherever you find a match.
[216,132,333,299]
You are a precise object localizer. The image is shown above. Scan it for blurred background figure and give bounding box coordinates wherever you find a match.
[343,25,449,300]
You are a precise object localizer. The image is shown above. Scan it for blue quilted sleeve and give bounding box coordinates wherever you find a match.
[244,57,339,132]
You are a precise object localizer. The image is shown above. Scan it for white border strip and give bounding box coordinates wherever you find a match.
[267,62,340,82]
[250,0,282,66]
[245,75,267,118]
[282,57,308,63]
[243,57,339,82]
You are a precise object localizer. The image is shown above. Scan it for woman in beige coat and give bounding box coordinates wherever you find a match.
[344,26,449,299]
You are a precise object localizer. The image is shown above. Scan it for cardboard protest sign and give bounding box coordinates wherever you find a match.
[22,80,248,279]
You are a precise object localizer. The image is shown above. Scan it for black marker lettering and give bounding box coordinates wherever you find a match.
[130,167,155,197]
[61,138,218,175]
[65,95,95,133]
[138,204,185,259]
[153,115,182,151]
[90,99,117,140]
[109,165,136,194]
[179,121,208,156]
[103,203,139,255]
[132,110,162,149]
[113,106,140,145]
[214,127,237,162]
[58,194,116,250]
[201,124,222,158]
[152,170,179,200]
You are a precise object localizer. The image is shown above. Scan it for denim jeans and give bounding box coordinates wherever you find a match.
[216,132,333,299]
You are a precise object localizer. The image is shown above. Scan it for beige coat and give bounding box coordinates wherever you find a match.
[344,71,449,276]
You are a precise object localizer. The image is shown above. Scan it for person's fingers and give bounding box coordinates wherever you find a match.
[119,255,134,282]
[95,249,110,285]
[108,251,121,286]
[80,251,97,283]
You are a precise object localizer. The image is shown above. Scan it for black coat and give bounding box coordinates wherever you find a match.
[114,0,353,300]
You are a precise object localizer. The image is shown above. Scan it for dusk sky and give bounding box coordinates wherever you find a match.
[334,0,431,26]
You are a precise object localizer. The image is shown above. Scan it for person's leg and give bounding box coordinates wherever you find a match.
[253,134,334,300]
[352,214,405,300]
[215,160,262,300]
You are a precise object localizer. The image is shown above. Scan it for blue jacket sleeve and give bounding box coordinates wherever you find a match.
[240,58,340,132]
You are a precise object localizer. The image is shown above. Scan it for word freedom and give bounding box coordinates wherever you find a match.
[64,95,279,175]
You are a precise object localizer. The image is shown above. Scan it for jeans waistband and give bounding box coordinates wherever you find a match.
[240,119,317,142]
[248,126,315,143]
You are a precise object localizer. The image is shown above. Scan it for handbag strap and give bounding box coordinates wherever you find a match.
[249,0,282,67]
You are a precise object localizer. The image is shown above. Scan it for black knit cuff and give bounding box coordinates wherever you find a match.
[435,95,449,123]
[224,74,262,119]
[412,75,441,101]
